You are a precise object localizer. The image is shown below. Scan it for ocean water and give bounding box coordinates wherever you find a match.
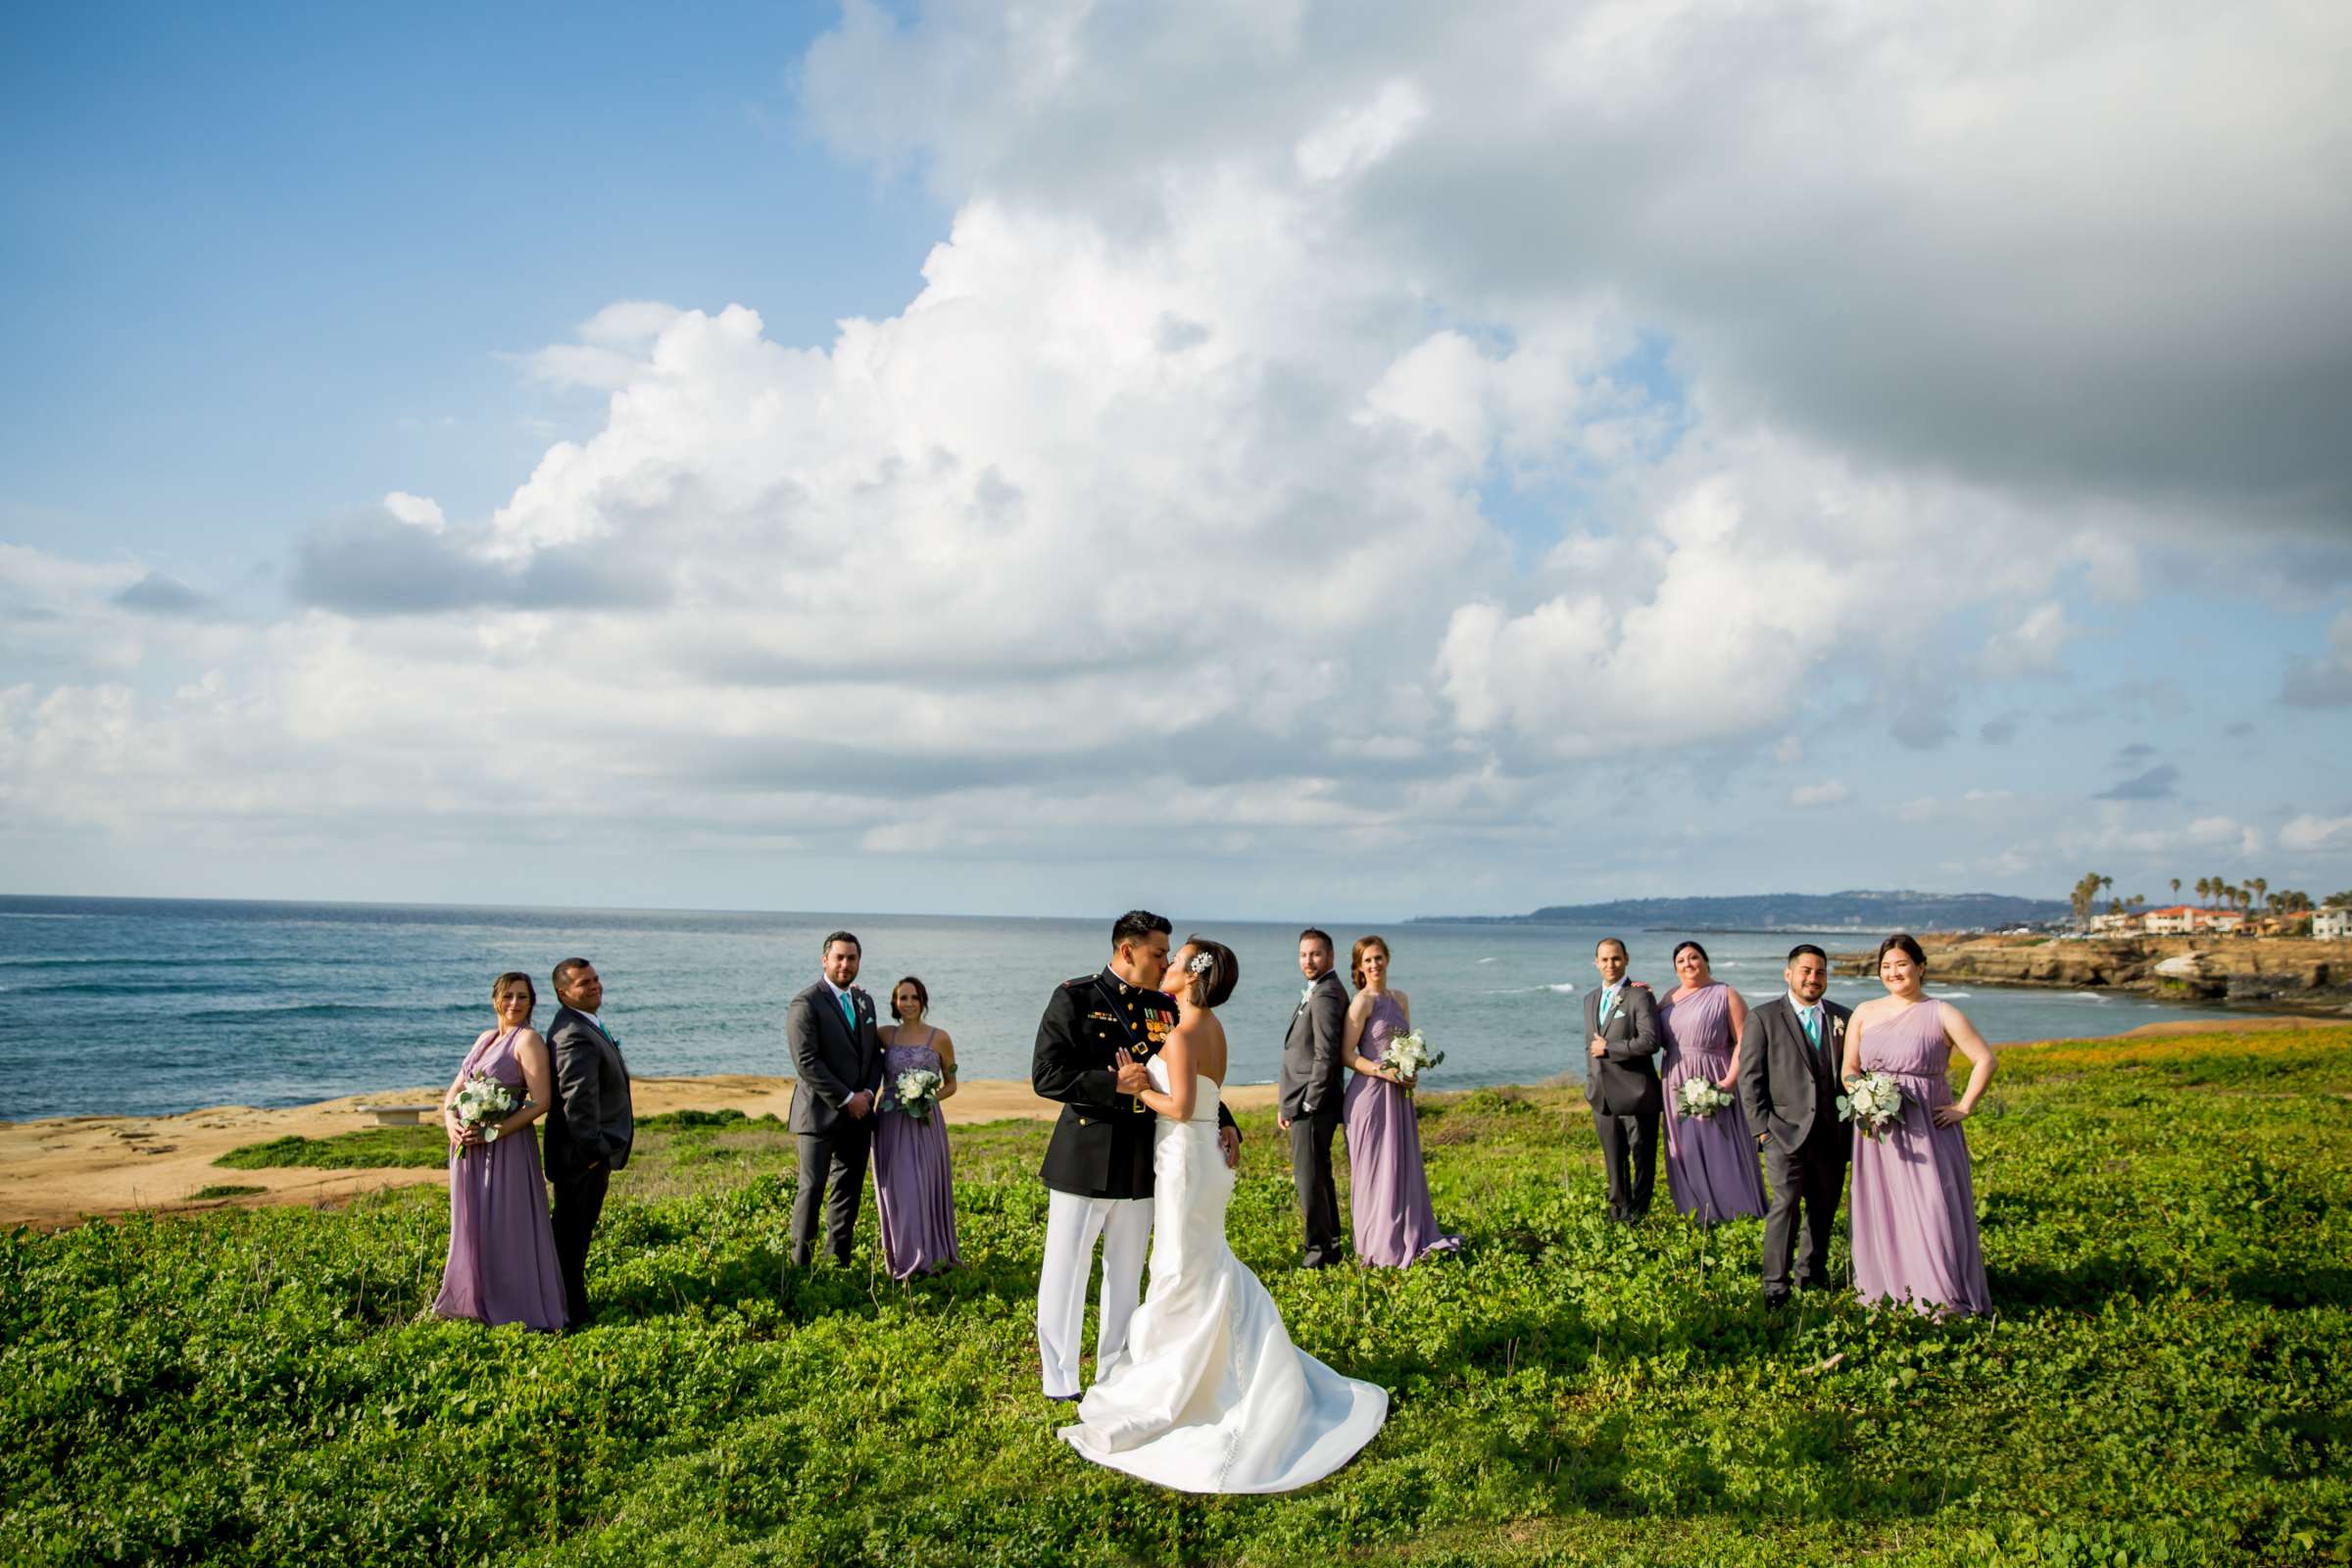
[0,896,2236,1120]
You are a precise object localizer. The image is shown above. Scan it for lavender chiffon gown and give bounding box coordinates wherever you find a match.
[1343,994,1461,1267]
[1657,984,1767,1222]
[872,1031,961,1281]
[1848,1001,1992,1316]
[430,1026,566,1332]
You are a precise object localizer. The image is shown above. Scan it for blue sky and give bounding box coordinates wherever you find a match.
[2,1,2347,918]
[4,2,943,565]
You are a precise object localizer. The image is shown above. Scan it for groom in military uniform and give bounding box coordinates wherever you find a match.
[1033,909,1241,1401]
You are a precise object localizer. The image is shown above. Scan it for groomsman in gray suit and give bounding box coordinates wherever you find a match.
[1738,944,1852,1305]
[1583,937,1662,1222]
[1277,927,1349,1268]
[787,931,885,1266]
[543,956,633,1331]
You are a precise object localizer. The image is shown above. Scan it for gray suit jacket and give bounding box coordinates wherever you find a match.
[1738,995,1851,1152]
[542,1004,633,1182]
[788,979,884,1136]
[1279,971,1349,1120]
[1582,984,1663,1116]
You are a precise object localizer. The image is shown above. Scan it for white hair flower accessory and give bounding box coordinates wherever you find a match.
[1188,952,1215,975]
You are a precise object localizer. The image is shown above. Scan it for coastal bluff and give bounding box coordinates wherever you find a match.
[1832,932,2352,1009]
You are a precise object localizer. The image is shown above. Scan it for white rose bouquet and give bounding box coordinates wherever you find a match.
[1675,1078,1735,1120]
[1837,1071,1907,1140]
[1379,1028,1444,1086]
[893,1067,945,1122]
[452,1072,517,1152]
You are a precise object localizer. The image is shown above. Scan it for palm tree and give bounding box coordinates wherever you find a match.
[2171,877,2182,902]
[2070,871,2111,930]
[2195,876,2211,907]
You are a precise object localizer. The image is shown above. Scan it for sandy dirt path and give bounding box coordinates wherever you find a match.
[0,1015,2312,1230]
[0,1074,1280,1230]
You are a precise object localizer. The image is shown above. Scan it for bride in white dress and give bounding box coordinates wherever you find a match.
[1060,937,1388,1493]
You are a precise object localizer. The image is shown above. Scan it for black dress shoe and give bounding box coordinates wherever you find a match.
[1046,1392,1080,1404]
[1763,1291,1791,1310]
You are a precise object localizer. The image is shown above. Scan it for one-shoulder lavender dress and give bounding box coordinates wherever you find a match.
[430,1026,566,1332]
[1656,984,1767,1223]
[1342,993,1462,1267]
[872,1029,961,1281]
[1847,1001,1992,1316]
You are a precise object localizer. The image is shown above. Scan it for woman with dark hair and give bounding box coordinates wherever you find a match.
[872,975,961,1280]
[1657,940,1767,1222]
[1841,933,1996,1316]
[430,971,566,1331]
[1061,936,1388,1492]
[1340,936,1462,1267]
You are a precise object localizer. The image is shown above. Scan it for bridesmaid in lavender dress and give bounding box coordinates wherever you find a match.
[1842,933,1996,1317]
[872,976,962,1281]
[1656,941,1768,1223]
[431,972,566,1332]
[1341,936,1462,1267]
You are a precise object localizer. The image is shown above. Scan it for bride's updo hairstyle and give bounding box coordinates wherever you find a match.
[1349,935,1390,992]
[1179,936,1240,1009]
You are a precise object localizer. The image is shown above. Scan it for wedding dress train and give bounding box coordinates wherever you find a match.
[1059,1058,1387,1493]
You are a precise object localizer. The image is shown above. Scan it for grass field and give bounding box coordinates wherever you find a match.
[5,1027,2349,1565]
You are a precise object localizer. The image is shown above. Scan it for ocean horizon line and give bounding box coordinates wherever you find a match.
[0,889,2052,934]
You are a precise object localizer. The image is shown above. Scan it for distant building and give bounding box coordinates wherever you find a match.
[2088,911,2138,935]
[2319,906,2352,941]
[2144,905,2244,936]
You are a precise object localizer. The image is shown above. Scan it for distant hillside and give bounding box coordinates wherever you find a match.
[1418,890,2071,931]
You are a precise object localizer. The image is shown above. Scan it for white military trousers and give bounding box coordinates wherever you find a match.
[1036,1189,1153,1398]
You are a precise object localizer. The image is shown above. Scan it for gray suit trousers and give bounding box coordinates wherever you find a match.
[1761,1125,1847,1295]
[1592,1106,1658,1221]
[792,1124,872,1265]
[1287,1103,1344,1264]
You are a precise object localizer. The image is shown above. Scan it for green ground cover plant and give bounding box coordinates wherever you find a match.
[212,1128,450,1171]
[7,1026,2349,1565]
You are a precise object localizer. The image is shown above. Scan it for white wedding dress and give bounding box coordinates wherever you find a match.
[1059,1057,1388,1493]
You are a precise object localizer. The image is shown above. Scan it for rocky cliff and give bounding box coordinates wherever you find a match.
[1830,934,2352,1009]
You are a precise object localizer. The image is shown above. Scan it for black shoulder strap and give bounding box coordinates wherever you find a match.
[1086,974,1156,1054]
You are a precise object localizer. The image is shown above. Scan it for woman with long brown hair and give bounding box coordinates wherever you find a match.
[1340,935,1461,1267]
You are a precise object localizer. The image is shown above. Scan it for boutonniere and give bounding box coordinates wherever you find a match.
[1299,985,1315,1007]
[1833,1018,1846,1038]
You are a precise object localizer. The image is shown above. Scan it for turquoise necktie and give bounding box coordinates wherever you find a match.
[1802,1007,1822,1051]
[837,991,856,1031]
